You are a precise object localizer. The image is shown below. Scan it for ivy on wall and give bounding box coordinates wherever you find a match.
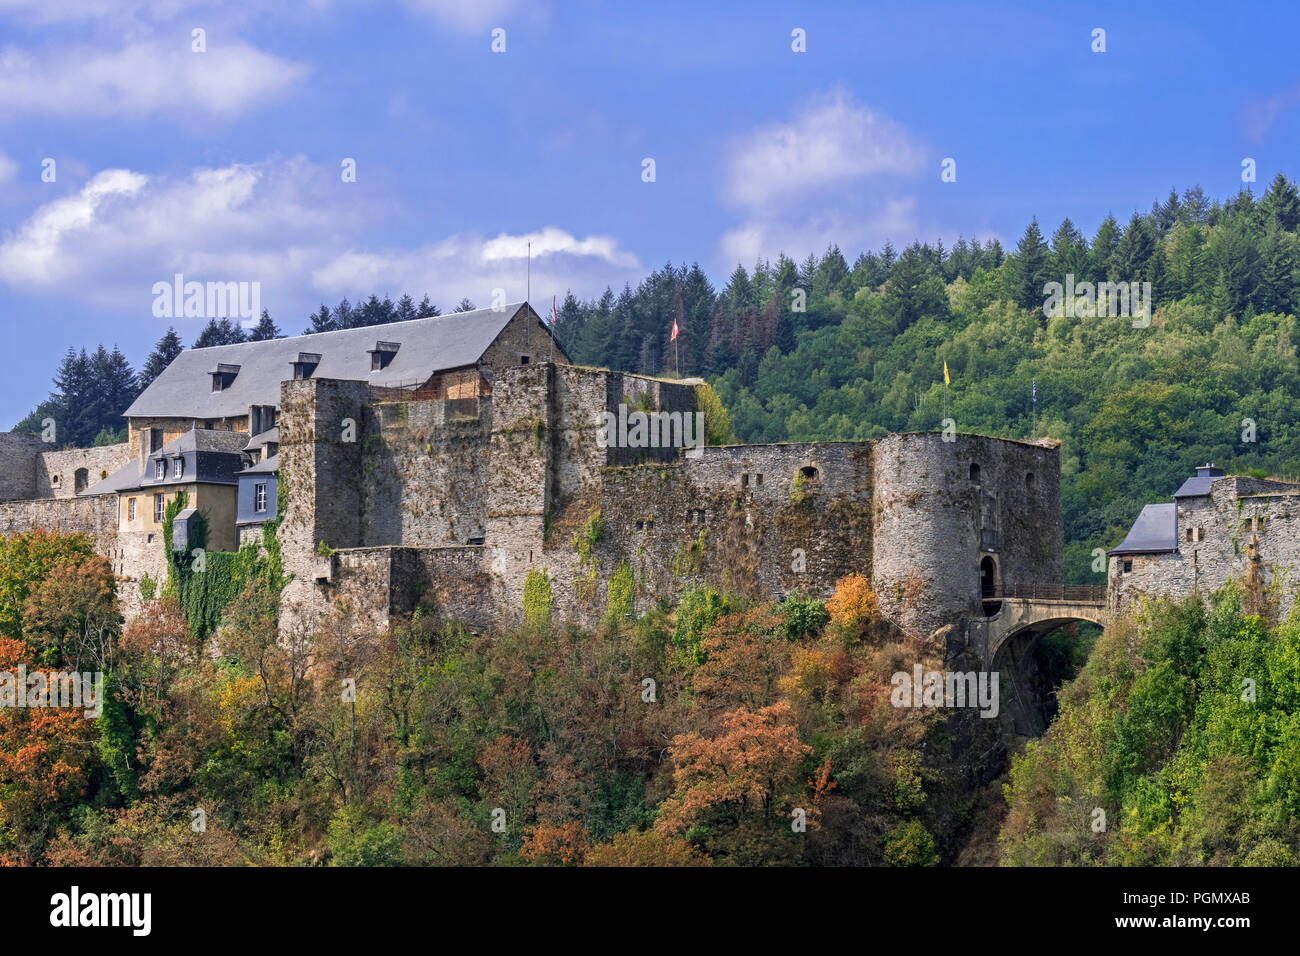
[161,489,288,641]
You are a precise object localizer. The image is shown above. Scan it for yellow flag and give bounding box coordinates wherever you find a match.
[943,360,950,385]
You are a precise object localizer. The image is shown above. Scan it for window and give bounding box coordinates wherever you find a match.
[154,493,165,522]
[254,482,267,513]
[74,468,88,493]
[51,474,61,487]
[1025,472,1034,489]
[370,342,399,371]
[520,355,531,365]
[800,466,818,480]
[173,457,184,478]
[741,474,749,489]
[155,459,165,480]
[1122,559,1133,574]
[128,498,136,521]
[969,463,981,482]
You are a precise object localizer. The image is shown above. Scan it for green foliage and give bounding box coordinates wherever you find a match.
[778,595,829,641]
[327,805,404,866]
[522,569,553,630]
[138,573,157,602]
[1001,589,1300,865]
[671,587,729,666]
[883,820,937,866]
[573,507,603,567]
[695,382,734,446]
[605,560,635,625]
[0,529,97,644]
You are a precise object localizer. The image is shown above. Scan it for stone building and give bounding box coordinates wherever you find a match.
[1109,463,1300,617]
[274,357,1064,643]
[0,300,1067,652]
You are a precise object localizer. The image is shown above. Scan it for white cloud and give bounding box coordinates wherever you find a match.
[312,228,641,304]
[0,151,17,183]
[717,89,927,264]
[0,157,640,318]
[0,168,149,284]
[724,88,923,207]
[0,38,308,120]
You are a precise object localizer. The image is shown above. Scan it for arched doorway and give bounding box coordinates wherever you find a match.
[979,555,1000,616]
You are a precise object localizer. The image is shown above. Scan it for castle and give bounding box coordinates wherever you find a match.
[1108,465,1300,618]
[1,302,1083,659]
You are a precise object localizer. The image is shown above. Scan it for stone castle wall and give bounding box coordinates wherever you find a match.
[279,364,1065,643]
[37,443,133,498]
[1110,476,1300,619]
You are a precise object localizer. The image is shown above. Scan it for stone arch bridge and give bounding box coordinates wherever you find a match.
[967,585,1109,666]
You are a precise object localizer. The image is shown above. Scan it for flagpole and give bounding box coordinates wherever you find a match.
[675,338,679,377]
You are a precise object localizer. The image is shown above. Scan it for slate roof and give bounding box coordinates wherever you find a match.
[81,458,144,496]
[1109,502,1177,555]
[124,303,551,419]
[1174,466,1226,498]
[245,426,279,451]
[240,453,279,476]
[79,429,249,495]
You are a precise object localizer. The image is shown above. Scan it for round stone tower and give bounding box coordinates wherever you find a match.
[870,432,1062,638]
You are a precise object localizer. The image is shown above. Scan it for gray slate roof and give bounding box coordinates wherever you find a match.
[245,425,279,451]
[80,429,249,495]
[125,303,536,419]
[240,452,279,476]
[81,458,143,496]
[1109,502,1177,555]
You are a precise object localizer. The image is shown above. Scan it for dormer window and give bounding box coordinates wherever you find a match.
[291,352,321,380]
[173,457,184,479]
[155,459,166,480]
[211,363,240,391]
[369,341,400,372]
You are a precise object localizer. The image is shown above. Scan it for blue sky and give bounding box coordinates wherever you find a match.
[1,0,1298,426]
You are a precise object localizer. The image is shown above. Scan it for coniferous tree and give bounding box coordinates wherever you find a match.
[193,318,246,349]
[453,298,476,313]
[140,328,183,389]
[395,293,418,323]
[1262,172,1300,231]
[1011,218,1050,310]
[1049,219,1089,281]
[306,304,335,334]
[246,309,281,341]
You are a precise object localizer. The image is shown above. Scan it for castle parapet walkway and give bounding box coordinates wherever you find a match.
[969,585,1109,665]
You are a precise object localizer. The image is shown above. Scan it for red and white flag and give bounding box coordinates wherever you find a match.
[551,295,557,325]
[670,318,679,342]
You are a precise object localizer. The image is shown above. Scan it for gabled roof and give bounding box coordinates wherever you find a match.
[124,303,548,419]
[240,453,279,476]
[245,425,279,451]
[1174,465,1226,498]
[1109,502,1177,555]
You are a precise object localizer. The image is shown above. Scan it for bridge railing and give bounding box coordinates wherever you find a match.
[989,584,1106,604]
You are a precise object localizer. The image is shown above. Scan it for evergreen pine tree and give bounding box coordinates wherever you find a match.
[247,309,281,340]
[140,328,183,389]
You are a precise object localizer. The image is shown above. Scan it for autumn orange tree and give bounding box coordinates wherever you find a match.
[656,701,810,864]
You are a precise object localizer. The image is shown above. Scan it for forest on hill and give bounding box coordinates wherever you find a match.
[552,174,1300,580]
